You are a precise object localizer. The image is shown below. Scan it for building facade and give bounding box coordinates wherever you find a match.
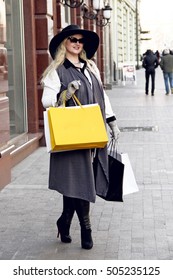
[111,0,141,82]
[0,0,140,189]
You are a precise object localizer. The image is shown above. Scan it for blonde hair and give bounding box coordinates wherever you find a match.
[40,40,66,83]
[41,38,99,84]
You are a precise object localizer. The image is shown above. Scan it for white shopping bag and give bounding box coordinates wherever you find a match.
[43,110,52,153]
[121,153,139,195]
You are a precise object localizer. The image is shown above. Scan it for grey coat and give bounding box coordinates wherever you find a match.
[160,54,173,73]
[48,59,109,202]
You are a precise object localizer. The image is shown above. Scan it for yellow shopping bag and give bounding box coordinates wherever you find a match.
[46,95,108,152]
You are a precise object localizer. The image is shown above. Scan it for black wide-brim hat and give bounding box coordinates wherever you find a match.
[49,24,99,60]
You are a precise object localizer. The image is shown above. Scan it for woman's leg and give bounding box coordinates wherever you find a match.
[57,196,75,243]
[75,198,93,249]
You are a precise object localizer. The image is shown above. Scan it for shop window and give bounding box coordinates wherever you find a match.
[61,5,71,27]
[4,0,27,138]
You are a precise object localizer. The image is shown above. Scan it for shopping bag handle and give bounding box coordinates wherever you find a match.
[108,138,118,158]
[62,90,82,107]
[73,94,82,107]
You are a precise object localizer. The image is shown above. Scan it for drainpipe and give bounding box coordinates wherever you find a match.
[136,0,139,69]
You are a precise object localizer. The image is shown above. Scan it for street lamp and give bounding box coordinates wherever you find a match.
[83,1,112,27]
[60,0,112,27]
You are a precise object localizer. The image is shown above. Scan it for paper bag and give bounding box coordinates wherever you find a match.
[121,153,139,195]
[44,103,108,152]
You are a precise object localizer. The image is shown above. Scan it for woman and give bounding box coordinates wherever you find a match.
[41,25,120,250]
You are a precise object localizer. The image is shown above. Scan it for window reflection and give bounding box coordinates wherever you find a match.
[0,0,8,93]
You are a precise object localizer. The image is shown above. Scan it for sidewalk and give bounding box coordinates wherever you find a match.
[1,68,173,260]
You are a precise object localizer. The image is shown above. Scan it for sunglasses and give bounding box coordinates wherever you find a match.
[68,36,85,44]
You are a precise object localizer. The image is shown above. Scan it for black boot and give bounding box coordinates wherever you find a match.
[81,228,93,250]
[75,199,93,250]
[57,196,75,243]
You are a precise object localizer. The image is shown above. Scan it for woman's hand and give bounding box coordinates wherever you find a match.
[57,80,81,105]
[108,120,121,141]
[67,80,81,98]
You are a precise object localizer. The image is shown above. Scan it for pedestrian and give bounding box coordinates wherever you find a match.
[155,50,160,63]
[159,49,173,95]
[41,25,120,250]
[142,49,159,95]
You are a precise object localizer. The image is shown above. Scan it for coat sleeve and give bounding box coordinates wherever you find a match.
[142,58,146,68]
[41,70,61,108]
[104,91,116,123]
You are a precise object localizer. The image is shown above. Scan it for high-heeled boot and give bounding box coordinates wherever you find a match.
[57,196,75,243]
[75,198,93,250]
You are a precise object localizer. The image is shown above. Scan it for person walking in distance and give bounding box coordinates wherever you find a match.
[160,49,173,95]
[41,25,120,250]
[142,49,159,96]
